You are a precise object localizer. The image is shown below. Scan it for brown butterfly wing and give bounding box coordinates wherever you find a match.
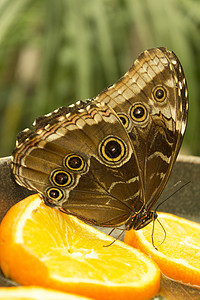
[94,47,188,212]
[12,48,188,230]
[12,102,143,227]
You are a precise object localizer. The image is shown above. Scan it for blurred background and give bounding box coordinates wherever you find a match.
[0,0,199,157]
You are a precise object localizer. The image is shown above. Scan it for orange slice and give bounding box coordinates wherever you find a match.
[0,286,92,300]
[0,194,160,300]
[124,212,200,288]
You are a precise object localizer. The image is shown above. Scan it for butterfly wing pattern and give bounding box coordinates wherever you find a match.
[94,47,188,228]
[12,48,188,230]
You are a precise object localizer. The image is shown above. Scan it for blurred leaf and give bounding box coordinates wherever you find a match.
[0,0,200,156]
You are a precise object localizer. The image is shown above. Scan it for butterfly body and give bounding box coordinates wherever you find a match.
[12,48,188,231]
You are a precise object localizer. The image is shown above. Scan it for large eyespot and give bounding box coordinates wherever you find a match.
[118,113,130,129]
[46,187,64,202]
[153,86,167,102]
[130,103,147,122]
[99,136,126,163]
[50,170,73,187]
[64,154,85,172]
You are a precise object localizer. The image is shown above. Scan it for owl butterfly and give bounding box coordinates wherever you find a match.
[12,47,188,231]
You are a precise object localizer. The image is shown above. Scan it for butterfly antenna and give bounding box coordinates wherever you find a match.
[152,181,190,249]
[154,181,191,213]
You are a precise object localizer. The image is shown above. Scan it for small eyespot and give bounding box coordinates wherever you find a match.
[50,170,73,187]
[130,103,147,122]
[118,113,130,129]
[153,86,167,102]
[46,187,64,201]
[64,154,85,172]
[99,136,126,163]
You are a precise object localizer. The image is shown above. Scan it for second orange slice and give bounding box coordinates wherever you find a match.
[0,194,160,300]
[125,212,200,288]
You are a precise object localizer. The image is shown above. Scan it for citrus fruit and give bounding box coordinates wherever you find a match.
[0,286,92,299]
[0,194,160,300]
[124,212,200,288]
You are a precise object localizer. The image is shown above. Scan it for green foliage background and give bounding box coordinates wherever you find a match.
[0,0,200,156]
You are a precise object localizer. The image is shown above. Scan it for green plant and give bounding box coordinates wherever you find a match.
[0,0,200,156]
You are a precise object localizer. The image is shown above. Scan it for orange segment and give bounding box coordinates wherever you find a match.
[0,286,92,300]
[0,194,160,300]
[124,212,200,288]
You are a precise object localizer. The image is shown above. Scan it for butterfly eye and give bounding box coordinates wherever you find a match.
[99,136,126,163]
[50,170,73,187]
[46,187,64,201]
[64,154,85,172]
[130,104,147,122]
[153,86,167,102]
[118,113,130,129]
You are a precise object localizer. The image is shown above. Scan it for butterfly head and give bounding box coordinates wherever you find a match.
[126,210,158,231]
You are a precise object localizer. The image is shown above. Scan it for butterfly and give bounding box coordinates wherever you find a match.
[12,47,188,231]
